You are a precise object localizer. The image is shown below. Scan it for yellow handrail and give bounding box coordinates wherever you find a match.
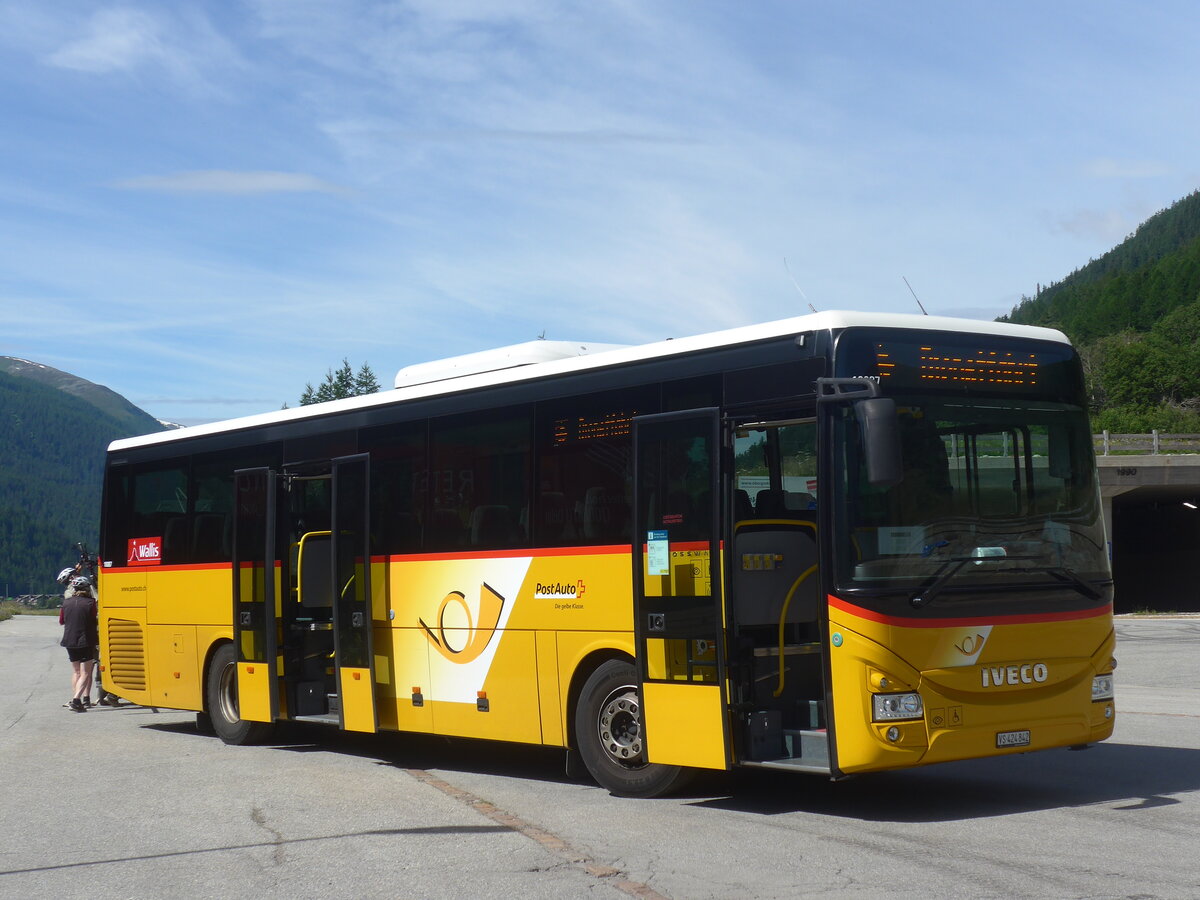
[773,564,818,698]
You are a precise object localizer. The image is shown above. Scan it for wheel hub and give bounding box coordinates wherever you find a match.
[597,685,644,767]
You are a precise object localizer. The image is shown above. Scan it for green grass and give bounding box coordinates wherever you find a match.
[1129,607,1180,616]
[0,601,60,621]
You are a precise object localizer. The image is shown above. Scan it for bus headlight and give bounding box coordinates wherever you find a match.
[1091,674,1114,701]
[873,692,924,721]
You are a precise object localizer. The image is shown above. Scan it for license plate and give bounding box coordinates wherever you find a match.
[996,729,1031,748]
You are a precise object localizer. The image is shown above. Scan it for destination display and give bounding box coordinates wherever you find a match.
[874,341,1042,388]
[552,410,637,445]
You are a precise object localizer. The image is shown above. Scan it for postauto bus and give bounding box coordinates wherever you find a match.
[98,311,1115,797]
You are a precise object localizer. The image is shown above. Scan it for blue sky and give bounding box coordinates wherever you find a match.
[3,1,1199,425]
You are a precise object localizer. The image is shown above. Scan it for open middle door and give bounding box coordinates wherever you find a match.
[631,409,730,771]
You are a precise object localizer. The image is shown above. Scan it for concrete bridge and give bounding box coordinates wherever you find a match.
[1095,433,1200,613]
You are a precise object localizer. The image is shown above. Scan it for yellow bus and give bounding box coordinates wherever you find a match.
[98,311,1115,797]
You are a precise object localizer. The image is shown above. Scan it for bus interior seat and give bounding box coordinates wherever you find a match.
[298,532,332,608]
[734,489,753,524]
[754,489,789,519]
[732,522,820,626]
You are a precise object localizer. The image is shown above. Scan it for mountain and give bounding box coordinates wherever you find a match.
[1002,190,1200,431]
[1002,190,1200,343]
[0,360,166,596]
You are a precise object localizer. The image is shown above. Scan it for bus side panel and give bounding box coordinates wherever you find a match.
[535,631,563,747]
[145,624,201,710]
[380,625,434,734]
[145,565,232,627]
[98,568,154,708]
[430,629,542,743]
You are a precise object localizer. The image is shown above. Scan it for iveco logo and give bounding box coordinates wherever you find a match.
[982,663,1048,687]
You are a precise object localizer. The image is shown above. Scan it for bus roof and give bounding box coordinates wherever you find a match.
[108,310,1069,453]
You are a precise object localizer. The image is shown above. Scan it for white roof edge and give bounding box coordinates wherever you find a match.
[394,339,627,388]
[109,311,1070,453]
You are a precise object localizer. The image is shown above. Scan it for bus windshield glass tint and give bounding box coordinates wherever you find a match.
[832,397,1109,592]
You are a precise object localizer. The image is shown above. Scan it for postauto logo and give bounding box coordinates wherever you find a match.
[533,580,586,600]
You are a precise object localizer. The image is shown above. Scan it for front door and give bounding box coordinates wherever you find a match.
[232,467,281,724]
[631,409,730,770]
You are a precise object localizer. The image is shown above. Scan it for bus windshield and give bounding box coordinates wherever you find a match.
[833,396,1109,598]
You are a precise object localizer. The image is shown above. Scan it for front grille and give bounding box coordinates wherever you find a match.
[107,618,147,690]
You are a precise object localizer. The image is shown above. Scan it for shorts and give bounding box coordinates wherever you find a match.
[66,646,94,663]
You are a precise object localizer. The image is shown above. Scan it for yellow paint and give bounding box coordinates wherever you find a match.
[642,682,726,769]
[338,667,377,733]
[237,661,273,723]
[146,625,200,708]
[534,632,563,746]
[829,602,1116,774]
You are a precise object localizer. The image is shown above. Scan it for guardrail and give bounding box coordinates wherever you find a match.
[1094,432,1200,455]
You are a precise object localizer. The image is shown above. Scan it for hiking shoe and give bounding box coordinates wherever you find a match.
[99,694,119,707]
[69,698,86,712]
[82,697,93,708]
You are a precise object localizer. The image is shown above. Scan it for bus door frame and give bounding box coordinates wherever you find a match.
[631,408,731,771]
[330,453,378,733]
[232,467,281,725]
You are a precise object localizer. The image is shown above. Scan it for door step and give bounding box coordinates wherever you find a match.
[293,693,340,725]
[742,729,831,774]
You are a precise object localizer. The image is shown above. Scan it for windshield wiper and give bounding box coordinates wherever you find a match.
[910,557,1103,609]
[1037,565,1104,601]
[910,557,974,609]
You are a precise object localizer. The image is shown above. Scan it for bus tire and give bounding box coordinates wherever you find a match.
[206,643,273,745]
[574,659,694,798]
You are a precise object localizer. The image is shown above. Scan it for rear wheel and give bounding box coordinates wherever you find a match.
[205,643,273,745]
[574,659,693,798]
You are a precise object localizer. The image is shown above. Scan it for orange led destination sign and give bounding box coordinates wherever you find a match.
[874,343,1040,388]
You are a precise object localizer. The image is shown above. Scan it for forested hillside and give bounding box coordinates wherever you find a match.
[1004,190,1200,431]
[0,364,165,596]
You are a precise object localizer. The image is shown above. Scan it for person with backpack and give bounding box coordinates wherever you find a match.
[59,577,98,712]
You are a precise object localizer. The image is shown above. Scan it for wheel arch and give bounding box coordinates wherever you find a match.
[565,648,635,750]
[199,635,234,716]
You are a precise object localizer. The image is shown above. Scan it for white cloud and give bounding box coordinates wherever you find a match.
[111,170,346,194]
[45,8,163,73]
[41,6,245,96]
[1084,158,1172,179]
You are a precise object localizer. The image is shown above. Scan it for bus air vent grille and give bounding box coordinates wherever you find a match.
[107,618,147,690]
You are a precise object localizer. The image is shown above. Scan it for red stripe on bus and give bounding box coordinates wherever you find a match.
[384,544,630,563]
[828,594,1111,628]
[103,561,234,574]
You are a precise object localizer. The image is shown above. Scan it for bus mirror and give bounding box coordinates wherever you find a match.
[855,398,903,487]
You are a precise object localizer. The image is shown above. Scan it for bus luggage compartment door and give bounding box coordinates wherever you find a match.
[632,410,730,771]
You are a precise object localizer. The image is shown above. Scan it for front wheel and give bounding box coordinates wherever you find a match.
[205,643,273,745]
[574,659,693,798]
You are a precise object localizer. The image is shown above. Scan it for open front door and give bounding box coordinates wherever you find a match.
[233,468,280,724]
[331,454,377,733]
[632,409,730,770]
